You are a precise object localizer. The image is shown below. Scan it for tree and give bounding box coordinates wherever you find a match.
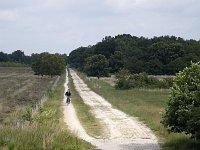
[162,62,200,140]
[0,52,9,62]
[109,51,124,73]
[84,54,109,79]
[11,50,26,63]
[31,53,65,77]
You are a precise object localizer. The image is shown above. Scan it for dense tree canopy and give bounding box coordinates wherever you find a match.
[0,50,31,64]
[84,54,109,78]
[162,62,200,140]
[0,50,68,67]
[69,35,200,75]
[31,53,65,76]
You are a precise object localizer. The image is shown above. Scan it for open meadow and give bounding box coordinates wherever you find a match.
[0,67,94,149]
[0,67,57,123]
[78,72,200,150]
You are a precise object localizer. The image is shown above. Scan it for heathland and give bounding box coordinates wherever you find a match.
[0,67,94,149]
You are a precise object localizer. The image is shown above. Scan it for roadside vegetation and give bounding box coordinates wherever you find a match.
[115,69,173,89]
[68,70,103,137]
[0,71,94,150]
[0,67,57,123]
[77,71,200,150]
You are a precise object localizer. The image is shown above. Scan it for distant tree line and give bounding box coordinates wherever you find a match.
[0,50,32,64]
[0,50,67,76]
[68,35,200,75]
[31,53,66,77]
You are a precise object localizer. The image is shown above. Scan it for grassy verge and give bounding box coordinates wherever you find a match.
[0,67,57,123]
[68,70,103,137]
[78,72,200,150]
[0,73,95,150]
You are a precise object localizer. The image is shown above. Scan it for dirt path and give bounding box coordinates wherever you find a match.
[63,69,161,150]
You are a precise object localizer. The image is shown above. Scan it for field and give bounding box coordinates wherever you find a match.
[0,67,94,149]
[78,72,200,150]
[0,67,58,123]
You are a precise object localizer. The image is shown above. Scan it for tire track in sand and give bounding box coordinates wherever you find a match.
[63,69,161,150]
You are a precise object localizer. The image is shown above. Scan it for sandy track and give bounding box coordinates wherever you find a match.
[63,69,161,150]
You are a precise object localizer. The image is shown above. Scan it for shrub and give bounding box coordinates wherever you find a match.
[115,69,173,89]
[162,62,200,140]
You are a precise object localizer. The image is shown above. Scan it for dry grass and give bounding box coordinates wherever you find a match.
[0,67,57,123]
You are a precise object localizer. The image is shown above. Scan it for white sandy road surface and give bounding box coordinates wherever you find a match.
[63,69,161,150]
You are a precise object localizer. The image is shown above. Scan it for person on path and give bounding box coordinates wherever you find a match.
[65,89,71,104]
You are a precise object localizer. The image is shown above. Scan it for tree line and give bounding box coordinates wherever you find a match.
[69,34,200,76]
[0,50,67,76]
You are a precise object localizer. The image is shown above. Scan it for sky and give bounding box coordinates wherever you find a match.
[0,0,200,55]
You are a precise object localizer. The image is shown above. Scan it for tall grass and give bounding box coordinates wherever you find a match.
[78,72,200,150]
[68,70,103,137]
[0,73,95,150]
[0,62,29,67]
[0,67,57,123]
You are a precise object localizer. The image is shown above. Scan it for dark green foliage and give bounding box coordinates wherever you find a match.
[0,50,68,67]
[0,50,31,64]
[68,47,93,71]
[84,54,109,78]
[109,51,124,73]
[31,53,65,76]
[115,69,173,89]
[95,36,116,58]
[69,34,200,75]
[115,69,131,89]
[162,62,200,140]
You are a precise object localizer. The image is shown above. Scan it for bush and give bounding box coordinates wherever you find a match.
[162,62,200,140]
[115,69,173,89]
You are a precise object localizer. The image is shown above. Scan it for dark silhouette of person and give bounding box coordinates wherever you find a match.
[65,89,71,104]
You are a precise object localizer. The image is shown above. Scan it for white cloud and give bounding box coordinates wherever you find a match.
[104,0,137,11]
[0,0,199,55]
[0,10,20,21]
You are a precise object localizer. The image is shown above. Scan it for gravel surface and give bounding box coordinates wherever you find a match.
[63,69,161,150]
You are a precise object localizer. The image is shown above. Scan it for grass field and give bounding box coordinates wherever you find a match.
[0,68,95,149]
[78,72,200,150]
[0,67,57,123]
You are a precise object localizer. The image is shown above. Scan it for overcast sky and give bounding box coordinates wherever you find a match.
[0,0,200,55]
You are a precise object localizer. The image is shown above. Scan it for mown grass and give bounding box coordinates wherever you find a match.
[68,70,103,137]
[0,72,95,150]
[78,72,200,150]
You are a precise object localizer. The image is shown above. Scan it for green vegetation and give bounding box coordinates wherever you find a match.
[0,62,29,67]
[69,35,200,75]
[31,53,65,76]
[115,69,173,89]
[78,72,200,150]
[84,54,109,79]
[162,62,200,140]
[68,70,103,137]
[0,67,57,123]
[0,50,68,67]
[0,72,94,150]
[0,50,31,64]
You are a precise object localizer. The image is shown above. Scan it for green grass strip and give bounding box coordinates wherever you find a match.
[78,72,200,150]
[68,70,103,138]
